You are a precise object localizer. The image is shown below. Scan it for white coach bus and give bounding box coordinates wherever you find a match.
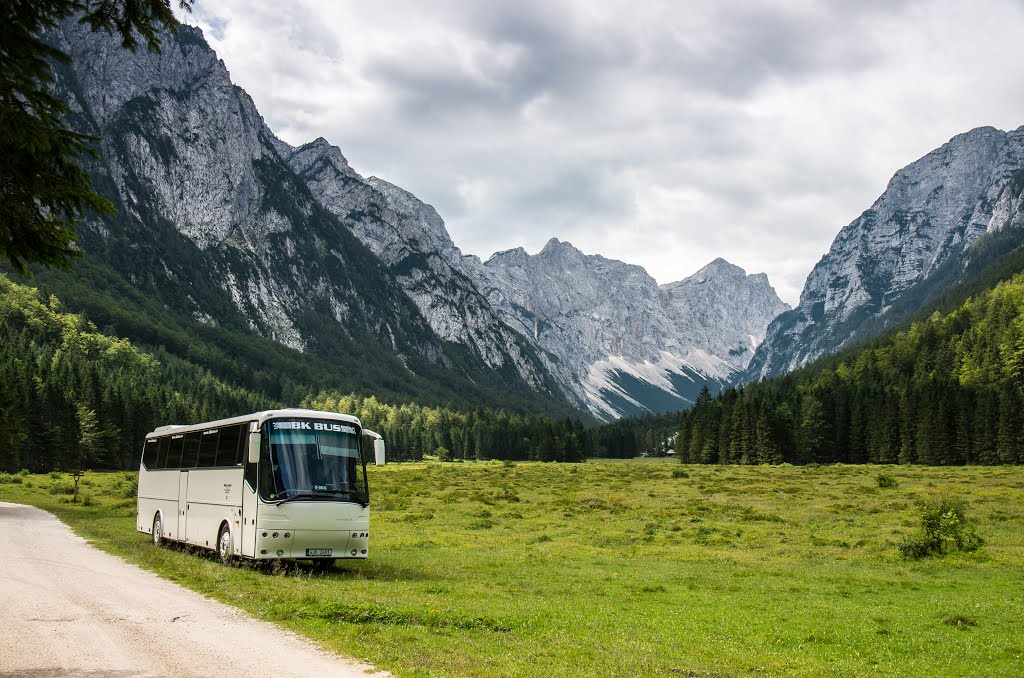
[136,409,385,566]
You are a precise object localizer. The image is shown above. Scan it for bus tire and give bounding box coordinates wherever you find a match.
[152,513,164,547]
[217,523,234,565]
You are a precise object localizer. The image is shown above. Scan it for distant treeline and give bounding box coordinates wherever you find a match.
[303,391,683,462]
[675,273,1024,466]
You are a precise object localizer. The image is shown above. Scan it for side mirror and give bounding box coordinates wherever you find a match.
[248,432,260,464]
[374,439,386,466]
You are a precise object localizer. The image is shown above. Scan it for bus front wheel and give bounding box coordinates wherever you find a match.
[217,523,234,565]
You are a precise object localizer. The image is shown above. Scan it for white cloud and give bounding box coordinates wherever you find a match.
[180,0,1024,305]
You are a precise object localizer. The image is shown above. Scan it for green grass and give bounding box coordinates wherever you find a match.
[3,461,1024,676]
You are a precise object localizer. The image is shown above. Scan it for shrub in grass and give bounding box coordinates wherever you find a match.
[18,469,30,476]
[899,496,984,559]
[120,477,139,499]
[672,469,690,479]
[49,483,75,495]
[943,614,978,627]
[0,473,23,484]
[48,471,62,480]
[877,473,899,489]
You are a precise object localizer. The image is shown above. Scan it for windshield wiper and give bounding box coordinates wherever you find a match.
[272,492,323,504]
[317,488,369,506]
[272,490,367,506]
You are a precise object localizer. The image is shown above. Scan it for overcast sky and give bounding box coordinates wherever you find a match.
[180,1,1024,305]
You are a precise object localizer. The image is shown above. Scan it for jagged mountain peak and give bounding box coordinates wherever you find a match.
[486,246,530,266]
[664,258,748,288]
[539,237,579,255]
[288,137,359,180]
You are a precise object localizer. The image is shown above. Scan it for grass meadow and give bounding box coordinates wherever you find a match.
[2,459,1023,676]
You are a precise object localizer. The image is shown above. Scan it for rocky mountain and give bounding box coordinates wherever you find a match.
[49,19,788,419]
[748,126,1024,381]
[285,140,556,394]
[47,19,567,412]
[464,241,788,419]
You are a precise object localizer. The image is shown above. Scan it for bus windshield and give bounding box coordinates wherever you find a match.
[259,419,367,505]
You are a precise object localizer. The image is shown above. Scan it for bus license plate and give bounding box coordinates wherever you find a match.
[306,548,332,557]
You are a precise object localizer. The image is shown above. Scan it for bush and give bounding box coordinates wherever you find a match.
[18,469,30,476]
[48,471,62,480]
[0,473,23,484]
[119,476,139,499]
[877,473,899,489]
[672,469,690,479]
[899,496,984,559]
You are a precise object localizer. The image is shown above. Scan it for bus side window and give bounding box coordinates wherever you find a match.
[181,432,200,468]
[168,436,185,469]
[156,437,171,469]
[235,424,250,465]
[142,439,158,469]
[216,425,242,467]
[198,429,219,467]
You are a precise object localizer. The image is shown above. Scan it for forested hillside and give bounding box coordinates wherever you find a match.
[676,267,1024,465]
[0,274,274,472]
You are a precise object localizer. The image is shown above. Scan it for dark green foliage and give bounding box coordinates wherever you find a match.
[0,0,187,274]
[675,269,1024,466]
[876,473,898,489]
[899,496,984,559]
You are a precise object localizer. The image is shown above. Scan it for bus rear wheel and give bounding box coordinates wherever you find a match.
[217,524,234,565]
[152,514,163,546]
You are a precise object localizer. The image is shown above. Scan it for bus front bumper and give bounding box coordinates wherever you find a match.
[254,528,368,559]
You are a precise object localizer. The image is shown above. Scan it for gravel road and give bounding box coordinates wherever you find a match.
[0,502,388,678]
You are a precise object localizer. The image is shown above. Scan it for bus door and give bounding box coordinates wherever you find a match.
[240,429,260,557]
[177,470,189,542]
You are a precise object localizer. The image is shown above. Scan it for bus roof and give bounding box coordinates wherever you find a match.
[147,409,362,439]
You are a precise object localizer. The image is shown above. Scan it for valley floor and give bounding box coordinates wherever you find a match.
[1,460,1022,676]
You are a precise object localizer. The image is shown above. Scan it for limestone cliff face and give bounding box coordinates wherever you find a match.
[286,141,554,392]
[748,126,1024,381]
